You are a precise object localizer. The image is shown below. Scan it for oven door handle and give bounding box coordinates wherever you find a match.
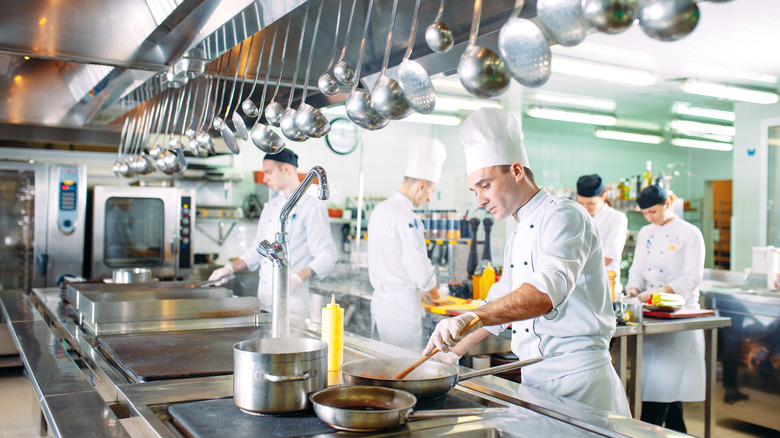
[37,253,47,278]
[170,234,180,279]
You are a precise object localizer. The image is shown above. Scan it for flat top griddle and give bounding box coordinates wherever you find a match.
[97,326,270,382]
[168,394,486,438]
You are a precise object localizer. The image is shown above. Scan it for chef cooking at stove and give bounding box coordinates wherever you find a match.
[208,149,338,322]
[423,108,630,416]
[368,137,448,351]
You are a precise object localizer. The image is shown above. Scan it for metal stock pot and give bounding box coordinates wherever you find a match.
[233,337,327,415]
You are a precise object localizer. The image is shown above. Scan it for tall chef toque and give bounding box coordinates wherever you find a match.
[461,108,529,176]
[405,137,447,183]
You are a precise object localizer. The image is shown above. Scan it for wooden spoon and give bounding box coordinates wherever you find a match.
[394,316,481,380]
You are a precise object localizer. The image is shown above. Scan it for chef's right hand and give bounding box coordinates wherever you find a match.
[431,351,460,365]
[423,311,482,355]
[626,288,640,298]
[208,264,234,286]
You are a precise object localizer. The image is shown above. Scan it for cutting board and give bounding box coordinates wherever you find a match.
[424,296,481,316]
[643,308,714,319]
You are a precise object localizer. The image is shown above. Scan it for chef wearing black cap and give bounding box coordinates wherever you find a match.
[626,185,705,432]
[576,174,628,295]
[209,149,337,321]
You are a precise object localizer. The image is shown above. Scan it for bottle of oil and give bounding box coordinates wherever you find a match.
[641,161,654,191]
[321,295,344,371]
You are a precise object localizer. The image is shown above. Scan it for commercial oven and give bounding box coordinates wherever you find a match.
[90,185,195,280]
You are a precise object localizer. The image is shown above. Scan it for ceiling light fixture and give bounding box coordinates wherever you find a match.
[552,57,658,87]
[594,129,664,144]
[670,119,735,137]
[435,96,503,113]
[671,137,733,152]
[526,106,617,125]
[528,93,617,111]
[680,79,779,104]
[672,102,735,122]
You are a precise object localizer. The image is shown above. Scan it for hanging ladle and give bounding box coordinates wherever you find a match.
[218,40,246,154]
[458,0,510,98]
[264,17,293,127]
[118,113,138,178]
[425,0,454,53]
[147,90,171,160]
[536,0,589,47]
[317,0,344,96]
[332,0,359,86]
[295,0,331,138]
[280,2,312,142]
[131,89,157,175]
[241,26,269,118]
[113,115,131,177]
[250,21,286,154]
[345,0,388,130]
[197,75,219,155]
[398,0,436,114]
[372,0,412,120]
[184,79,203,156]
[231,34,256,141]
[498,1,552,88]
[155,90,178,174]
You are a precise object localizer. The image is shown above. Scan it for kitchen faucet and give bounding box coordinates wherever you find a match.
[256,166,329,338]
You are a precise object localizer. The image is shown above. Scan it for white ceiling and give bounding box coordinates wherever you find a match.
[433,0,780,131]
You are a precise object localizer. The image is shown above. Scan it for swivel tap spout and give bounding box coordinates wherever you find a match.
[258,166,329,338]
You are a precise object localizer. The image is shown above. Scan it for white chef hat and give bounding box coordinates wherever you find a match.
[461,108,529,176]
[405,137,447,183]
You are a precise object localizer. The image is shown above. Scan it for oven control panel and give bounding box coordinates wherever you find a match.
[180,195,192,269]
[57,166,80,234]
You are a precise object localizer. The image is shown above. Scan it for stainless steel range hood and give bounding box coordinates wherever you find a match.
[0,0,527,148]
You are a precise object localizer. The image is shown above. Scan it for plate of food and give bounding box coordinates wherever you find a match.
[643,304,682,312]
[642,292,685,312]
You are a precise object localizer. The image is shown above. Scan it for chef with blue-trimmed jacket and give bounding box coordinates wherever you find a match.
[424,109,631,416]
[369,138,447,351]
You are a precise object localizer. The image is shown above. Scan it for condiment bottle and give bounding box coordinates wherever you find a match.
[321,295,344,371]
[479,263,496,300]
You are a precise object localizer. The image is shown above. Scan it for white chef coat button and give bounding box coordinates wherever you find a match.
[525,328,529,332]
[530,225,534,228]
[512,330,517,334]
[524,261,528,265]
[510,264,514,268]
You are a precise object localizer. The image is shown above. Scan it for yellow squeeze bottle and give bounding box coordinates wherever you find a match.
[479,263,496,300]
[321,295,344,371]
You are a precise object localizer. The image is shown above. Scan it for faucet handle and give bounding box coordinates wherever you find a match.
[256,240,273,257]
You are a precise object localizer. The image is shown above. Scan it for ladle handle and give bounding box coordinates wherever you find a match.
[468,0,482,45]
[403,0,423,59]
[393,316,481,380]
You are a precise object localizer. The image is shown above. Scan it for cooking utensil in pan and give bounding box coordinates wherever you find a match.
[394,316,481,379]
[342,353,558,400]
[310,386,507,432]
[186,275,235,288]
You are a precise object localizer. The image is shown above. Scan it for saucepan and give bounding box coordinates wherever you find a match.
[310,386,507,432]
[341,354,555,400]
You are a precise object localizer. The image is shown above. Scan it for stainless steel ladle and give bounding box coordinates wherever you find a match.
[425,0,454,53]
[582,0,638,34]
[637,0,699,42]
[295,0,331,139]
[241,27,269,118]
[317,0,344,96]
[458,0,510,98]
[333,0,359,86]
[398,0,436,114]
[218,40,246,154]
[280,3,312,142]
[231,34,255,141]
[264,17,293,127]
[345,0,388,130]
[536,0,589,47]
[498,1,552,88]
[250,19,285,154]
[372,0,412,120]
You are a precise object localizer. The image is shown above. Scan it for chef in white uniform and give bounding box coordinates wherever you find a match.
[209,149,337,322]
[368,137,447,351]
[576,174,628,296]
[424,109,630,417]
[626,184,705,433]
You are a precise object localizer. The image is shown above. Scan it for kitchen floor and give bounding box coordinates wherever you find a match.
[0,366,777,438]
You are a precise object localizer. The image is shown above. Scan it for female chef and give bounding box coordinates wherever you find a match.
[626,184,705,433]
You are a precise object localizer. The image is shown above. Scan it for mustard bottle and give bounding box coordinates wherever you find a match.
[321,295,344,371]
[479,263,496,300]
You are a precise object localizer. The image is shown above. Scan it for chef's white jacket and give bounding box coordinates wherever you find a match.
[627,215,706,402]
[239,192,337,320]
[368,192,437,351]
[592,204,628,294]
[484,189,630,416]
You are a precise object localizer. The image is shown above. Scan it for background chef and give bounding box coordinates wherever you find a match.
[368,137,447,351]
[424,108,630,416]
[626,185,705,432]
[576,174,628,296]
[209,149,338,322]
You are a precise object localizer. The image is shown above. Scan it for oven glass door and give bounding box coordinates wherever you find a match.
[104,197,164,268]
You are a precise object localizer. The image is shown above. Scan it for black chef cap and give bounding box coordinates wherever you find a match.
[264,148,298,167]
[637,185,668,209]
[576,174,604,197]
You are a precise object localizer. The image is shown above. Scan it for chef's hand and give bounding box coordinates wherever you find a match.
[423,312,482,354]
[626,287,640,298]
[431,351,460,365]
[638,288,666,303]
[208,264,234,286]
[290,273,303,291]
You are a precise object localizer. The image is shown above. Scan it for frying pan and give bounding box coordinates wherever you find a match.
[342,354,556,400]
[310,386,507,432]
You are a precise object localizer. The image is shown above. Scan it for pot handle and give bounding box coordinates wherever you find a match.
[458,352,562,380]
[259,369,316,383]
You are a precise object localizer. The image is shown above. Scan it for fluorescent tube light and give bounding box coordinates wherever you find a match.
[672,102,735,122]
[670,119,735,137]
[435,96,503,113]
[594,129,664,144]
[529,93,616,111]
[671,137,733,152]
[526,106,617,126]
[552,57,658,87]
[680,79,779,104]
[614,119,664,131]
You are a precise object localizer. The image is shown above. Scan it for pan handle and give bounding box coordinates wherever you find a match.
[458,352,562,381]
[259,369,315,383]
[407,407,508,421]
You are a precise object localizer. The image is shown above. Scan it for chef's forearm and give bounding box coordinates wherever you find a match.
[296,267,313,281]
[474,283,553,327]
